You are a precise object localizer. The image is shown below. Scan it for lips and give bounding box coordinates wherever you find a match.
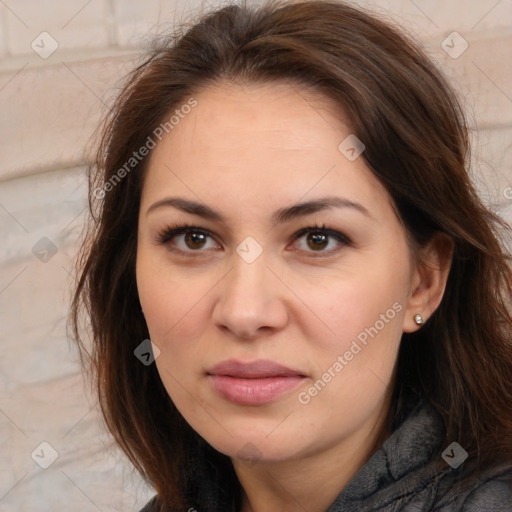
[206,359,307,405]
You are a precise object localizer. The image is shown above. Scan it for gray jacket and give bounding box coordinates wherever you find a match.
[327,398,512,511]
[140,399,512,511]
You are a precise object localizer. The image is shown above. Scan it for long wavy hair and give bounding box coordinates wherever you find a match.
[70,0,512,510]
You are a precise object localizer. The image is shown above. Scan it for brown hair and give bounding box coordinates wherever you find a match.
[70,0,512,510]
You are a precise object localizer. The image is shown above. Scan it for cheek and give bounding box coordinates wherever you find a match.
[307,255,409,353]
[136,249,218,365]
[141,278,200,342]
[295,279,406,419]
[295,250,410,408]
[136,258,209,415]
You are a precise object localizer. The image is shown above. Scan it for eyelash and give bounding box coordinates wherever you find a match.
[154,222,352,257]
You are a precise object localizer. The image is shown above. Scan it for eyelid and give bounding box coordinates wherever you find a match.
[286,224,352,257]
[155,223,352,255]
[154,224,218,254]
[292,224,352,245]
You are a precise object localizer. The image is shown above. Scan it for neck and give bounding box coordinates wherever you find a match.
[233,400,391,512]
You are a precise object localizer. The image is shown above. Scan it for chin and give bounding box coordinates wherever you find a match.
[198,426,312,465]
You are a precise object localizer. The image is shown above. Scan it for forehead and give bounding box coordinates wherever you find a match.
[140,80,391,221]
[172,79,350,151]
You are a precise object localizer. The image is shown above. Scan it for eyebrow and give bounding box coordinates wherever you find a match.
[145,195,373,223]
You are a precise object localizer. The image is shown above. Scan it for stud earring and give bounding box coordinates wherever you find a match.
[414,314,424,325]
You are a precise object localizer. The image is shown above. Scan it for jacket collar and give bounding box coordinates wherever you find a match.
[327,397,451,511]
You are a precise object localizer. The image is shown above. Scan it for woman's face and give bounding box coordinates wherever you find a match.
[136,80,420,464]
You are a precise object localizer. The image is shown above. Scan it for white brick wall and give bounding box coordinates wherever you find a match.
[357,0,512,38]
[3,0,111,55]
[0,7,7,58]
[112,0,205,47]
[0,55,139,181]
[1,1,511,511]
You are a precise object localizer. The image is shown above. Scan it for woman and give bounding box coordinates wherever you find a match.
[71,0,512,510]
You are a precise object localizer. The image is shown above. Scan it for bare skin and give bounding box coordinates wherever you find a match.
[136,80,453,512]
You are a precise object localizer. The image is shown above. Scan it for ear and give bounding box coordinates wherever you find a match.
[402,232,454,333]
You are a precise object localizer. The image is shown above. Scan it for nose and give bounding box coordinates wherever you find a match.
[212,251,289,340]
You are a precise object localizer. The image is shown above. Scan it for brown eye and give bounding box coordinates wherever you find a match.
[306,232,329,251]
[156,225,220,253]
[184,231,208,250]
[292,225,351,255]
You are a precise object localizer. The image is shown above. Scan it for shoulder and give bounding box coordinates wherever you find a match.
[138,495,160,512]
[458,469,512,511]
[435,464,512,511]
